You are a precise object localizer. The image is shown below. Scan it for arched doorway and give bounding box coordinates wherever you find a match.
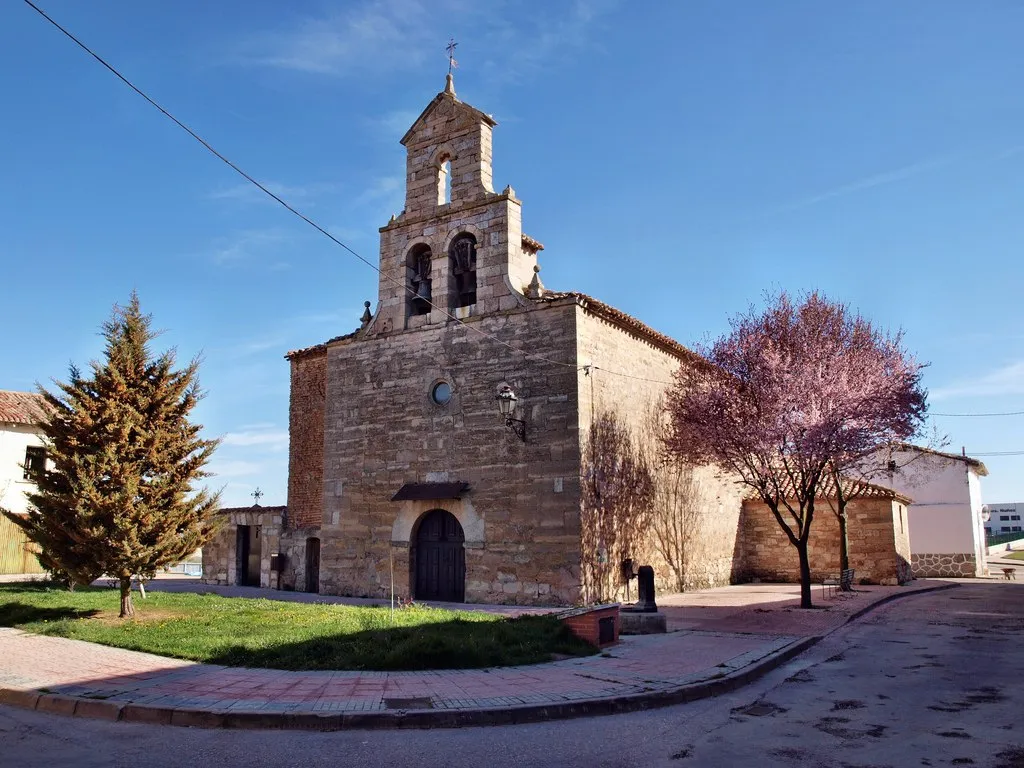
[413,509,465,602]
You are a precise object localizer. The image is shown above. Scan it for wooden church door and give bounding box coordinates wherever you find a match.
[414,509,465,602]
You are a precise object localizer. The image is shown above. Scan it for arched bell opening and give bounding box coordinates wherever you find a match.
[407,243,433,317]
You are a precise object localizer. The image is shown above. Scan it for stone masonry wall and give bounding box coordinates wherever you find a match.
[739,497,911,586]
[376,86,536,335]
[201,506,286,587]
[912,552,977,577]
[574,306,745,601]
[318,300,583,606]
[288,352,326,529]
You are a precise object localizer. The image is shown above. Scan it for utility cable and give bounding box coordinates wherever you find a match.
[22,0,585,373]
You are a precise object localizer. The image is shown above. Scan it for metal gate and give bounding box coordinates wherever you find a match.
[413,509,465,602]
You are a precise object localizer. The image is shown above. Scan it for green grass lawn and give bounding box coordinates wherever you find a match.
[1003,551,1024,561]
[0,582,596,671]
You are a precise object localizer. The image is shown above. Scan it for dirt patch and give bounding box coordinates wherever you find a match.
[732,701,787,717]
[785,669,814,684]
[994,747,1024,768]
[815,716,887,740]
[831,699,866,711]
[964,686,1004,704]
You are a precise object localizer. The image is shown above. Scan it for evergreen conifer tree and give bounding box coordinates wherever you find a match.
[2,293,221,617]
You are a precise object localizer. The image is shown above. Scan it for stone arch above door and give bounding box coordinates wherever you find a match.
[391,498,484,549]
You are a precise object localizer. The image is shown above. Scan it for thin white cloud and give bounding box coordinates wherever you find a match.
[930,360,1024,401]
[208,181,341,206]
[480,0,616,84]
[366,109,420,139]
[225,0,615,86]
[774,154,959,213]
[230,0,435,76]
[208,229,289,266]
[236,421,277,431]
[222,430,289,450]
[206,459,266,478]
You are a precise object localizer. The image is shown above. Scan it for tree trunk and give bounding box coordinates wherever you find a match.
[797,540,813,609]
[119,576,135,619]
[137,578,147,599]
[838,509,850,573]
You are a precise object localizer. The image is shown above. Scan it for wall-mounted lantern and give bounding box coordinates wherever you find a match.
[496,385,526,442]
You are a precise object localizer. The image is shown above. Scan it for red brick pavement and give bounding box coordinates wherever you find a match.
[0,579,957,725]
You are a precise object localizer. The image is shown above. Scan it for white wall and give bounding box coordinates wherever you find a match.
[879,449,986,576]
[0,424,45,515]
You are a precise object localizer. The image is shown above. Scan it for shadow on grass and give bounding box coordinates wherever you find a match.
[0,601,101,626]
[207,614,597,672]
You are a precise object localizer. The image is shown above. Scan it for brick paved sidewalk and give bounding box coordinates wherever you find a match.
[0,579,957,729]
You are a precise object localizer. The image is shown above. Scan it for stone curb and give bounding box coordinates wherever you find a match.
[837,580,959,630]
[0,582,959,731]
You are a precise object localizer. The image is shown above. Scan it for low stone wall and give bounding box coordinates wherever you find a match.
[739,497,911,586]
[911,553,977,577]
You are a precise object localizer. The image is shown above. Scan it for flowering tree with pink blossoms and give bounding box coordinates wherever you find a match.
[664,292,927,608]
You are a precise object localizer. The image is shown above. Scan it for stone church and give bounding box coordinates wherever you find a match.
[202,76,913,604]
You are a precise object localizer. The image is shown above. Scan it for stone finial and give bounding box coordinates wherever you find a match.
[445,73,456,96]
[389,213,397,224]
[360,301,373,327]
[502,184,516,197]
[526,264,546,299]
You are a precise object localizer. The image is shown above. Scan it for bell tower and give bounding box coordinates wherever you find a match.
[371,75,543,334]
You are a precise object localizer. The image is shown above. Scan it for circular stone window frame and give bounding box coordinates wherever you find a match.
[429,379,454,406]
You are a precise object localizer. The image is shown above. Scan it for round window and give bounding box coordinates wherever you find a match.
[431,381,453,405]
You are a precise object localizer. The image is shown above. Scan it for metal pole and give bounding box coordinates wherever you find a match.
[390,548,395,623]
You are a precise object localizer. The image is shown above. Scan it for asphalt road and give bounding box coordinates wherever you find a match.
[2,582,1022,768]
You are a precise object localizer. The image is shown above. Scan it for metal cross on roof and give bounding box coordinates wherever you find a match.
[446,38,458,75]
[251,487,264,506]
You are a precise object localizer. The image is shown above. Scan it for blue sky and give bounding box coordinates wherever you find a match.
[2,1,1022,506]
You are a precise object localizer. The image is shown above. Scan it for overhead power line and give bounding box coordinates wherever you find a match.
[23,1,1024,412]
[21,0,584,373]
[931,410,1024,417]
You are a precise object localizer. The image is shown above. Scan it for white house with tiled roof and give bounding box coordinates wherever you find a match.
[868,444,989,578]
[0,390,47,516]
[0,390,47,573]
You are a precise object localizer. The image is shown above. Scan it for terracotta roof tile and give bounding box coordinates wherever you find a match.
[521,234,544,253]
[0,390,47,426]
[745,474,912,504]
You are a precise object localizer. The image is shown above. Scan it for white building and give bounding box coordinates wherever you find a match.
[871,445,989,578]
[0,390,47,574]
[985,502,1023,537]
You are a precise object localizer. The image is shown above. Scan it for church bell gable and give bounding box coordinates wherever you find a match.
[372,75,541,333]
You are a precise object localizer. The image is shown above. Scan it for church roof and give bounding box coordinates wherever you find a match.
[286,329,360,361]
[285,291,709,366]
[0,390,47,426]
[539,292,707,366]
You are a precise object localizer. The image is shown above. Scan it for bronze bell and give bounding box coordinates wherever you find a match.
[414,279,431,301]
